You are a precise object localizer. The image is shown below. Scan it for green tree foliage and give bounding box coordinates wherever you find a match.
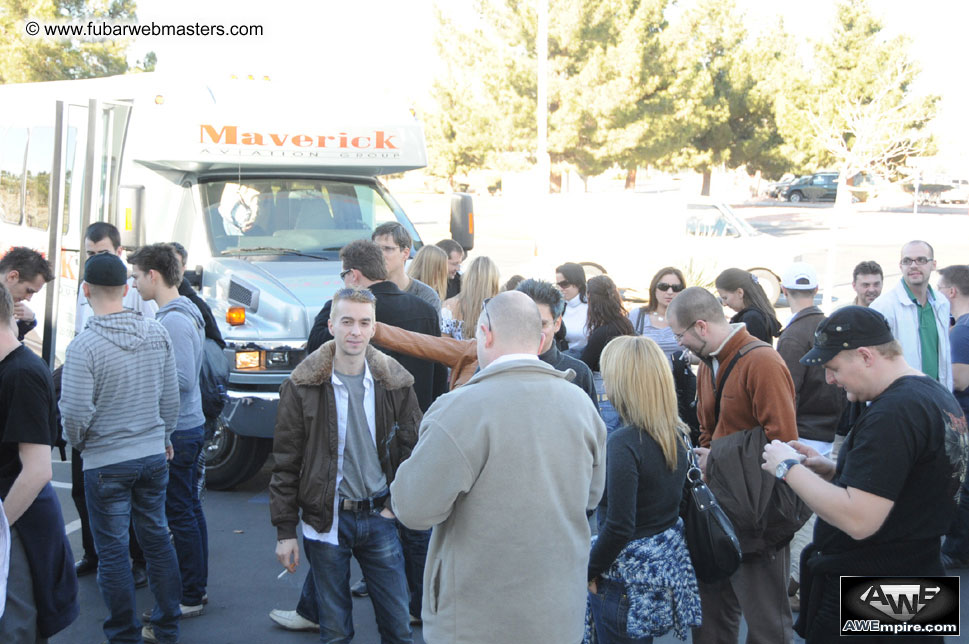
[777,0,936,193]
[663,0,792,194]
[425,0,681,183]
[0,0,142,83]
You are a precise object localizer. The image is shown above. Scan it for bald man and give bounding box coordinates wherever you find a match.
[391,291,606,644]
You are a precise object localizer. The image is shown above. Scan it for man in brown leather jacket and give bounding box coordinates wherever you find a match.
[269,287,421,642]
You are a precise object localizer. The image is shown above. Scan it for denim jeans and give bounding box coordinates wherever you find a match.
[594,372,622,433]
[84,453,181,644]
[301,509,412,643]
[588,578,654,644]
[167,426,208,605]
[943,475,969,560]
[397,525,430,618]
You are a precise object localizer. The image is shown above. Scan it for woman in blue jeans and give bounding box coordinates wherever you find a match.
[579,275,635,433]
[585,336,701,643]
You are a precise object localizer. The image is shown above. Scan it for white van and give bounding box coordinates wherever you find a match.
[0,72,473,488]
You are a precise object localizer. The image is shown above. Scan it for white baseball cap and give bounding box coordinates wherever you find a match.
[781,262,819,290]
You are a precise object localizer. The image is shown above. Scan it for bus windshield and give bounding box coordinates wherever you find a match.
[200,178,415,255]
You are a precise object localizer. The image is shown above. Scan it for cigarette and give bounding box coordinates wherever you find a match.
[277,569,289,579]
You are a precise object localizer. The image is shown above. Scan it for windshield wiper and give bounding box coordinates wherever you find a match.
[220,247,330,260]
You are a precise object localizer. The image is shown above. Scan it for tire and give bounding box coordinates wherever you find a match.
[749,268,781,305]
[788,191,804,203]
[204,418,272,490]
[578,261,607,281]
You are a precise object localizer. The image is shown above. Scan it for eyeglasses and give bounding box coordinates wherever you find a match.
[673,319,699,342]
[377,245,402,254]
[339,268,353,280]
[482,297,493,330]
[900,257,932,266]
[556,280,572,289]
[657,282,684,293]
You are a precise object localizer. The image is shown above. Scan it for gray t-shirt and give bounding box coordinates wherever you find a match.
[336,370,387,501]
[406,277,442,312]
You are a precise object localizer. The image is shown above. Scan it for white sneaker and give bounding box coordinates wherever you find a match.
[269,609,319,631]
[180,603,204,618]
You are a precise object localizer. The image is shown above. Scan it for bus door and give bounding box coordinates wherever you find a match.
[42,99,131,368]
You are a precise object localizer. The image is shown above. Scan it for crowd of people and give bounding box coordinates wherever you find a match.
[0,229,967,644]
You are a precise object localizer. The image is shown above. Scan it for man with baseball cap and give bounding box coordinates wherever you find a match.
[763,306,968,643]
[776,263,844,456]
[60,253,183,644]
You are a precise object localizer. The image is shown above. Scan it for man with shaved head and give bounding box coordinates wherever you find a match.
[390,291,607,643]
[871,240,952,390]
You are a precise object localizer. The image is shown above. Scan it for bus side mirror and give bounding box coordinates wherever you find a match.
[450,193,474,252]
[186,265,203,289]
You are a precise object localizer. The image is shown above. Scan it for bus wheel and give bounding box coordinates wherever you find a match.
[204,419,271,490]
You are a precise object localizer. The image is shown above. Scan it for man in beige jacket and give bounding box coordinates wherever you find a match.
[391,291,606,644]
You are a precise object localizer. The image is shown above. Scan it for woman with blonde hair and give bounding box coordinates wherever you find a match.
[442,256,499,340]
[585,336,701,643]
[407,244,449,303]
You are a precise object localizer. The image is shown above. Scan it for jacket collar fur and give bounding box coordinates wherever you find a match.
[290,341,414,390]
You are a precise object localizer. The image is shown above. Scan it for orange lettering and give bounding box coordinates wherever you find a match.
[241,132,264,145]
[269,133,289,146]
[291,135,312,147]
[200,124,237,144]
[375,131,397,149]
[351,136,371,148]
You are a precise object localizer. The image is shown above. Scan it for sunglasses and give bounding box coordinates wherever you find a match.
[556,280,572,289]
[657,282,684,293]
[340,268,353,280]
[482,297,493,329]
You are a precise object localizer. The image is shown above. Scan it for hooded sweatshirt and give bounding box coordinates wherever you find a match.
[60,311,179,470]
[155,296,206,431]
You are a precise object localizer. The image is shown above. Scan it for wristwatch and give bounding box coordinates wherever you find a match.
[775,458,801,481]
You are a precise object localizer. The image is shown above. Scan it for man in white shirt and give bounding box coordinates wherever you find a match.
[75,222,157,333]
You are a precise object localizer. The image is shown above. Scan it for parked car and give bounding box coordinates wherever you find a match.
[941,178,969,204]
[783,172,839,202]
[766,173,797,198]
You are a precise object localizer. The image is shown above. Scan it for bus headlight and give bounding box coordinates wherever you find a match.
[235,350,260,370]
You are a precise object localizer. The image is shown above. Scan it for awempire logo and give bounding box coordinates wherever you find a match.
[840,577,959,637]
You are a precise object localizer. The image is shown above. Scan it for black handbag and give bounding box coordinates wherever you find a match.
[680,447,743,583]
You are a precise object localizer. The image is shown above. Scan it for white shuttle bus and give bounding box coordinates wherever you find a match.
[0,73,473,488]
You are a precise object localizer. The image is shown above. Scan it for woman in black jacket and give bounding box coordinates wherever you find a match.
[585,336,701,643]
[715,268,781,344]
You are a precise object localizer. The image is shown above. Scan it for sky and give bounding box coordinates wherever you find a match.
[128,0,969,164]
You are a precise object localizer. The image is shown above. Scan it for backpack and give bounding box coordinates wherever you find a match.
[199,337,229,421]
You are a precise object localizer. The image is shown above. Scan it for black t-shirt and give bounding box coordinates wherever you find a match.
[0,345,57,489]
[588,426,688,580]
[814,375,967,555]
[580,320,633,373]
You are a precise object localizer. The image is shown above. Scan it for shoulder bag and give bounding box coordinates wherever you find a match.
[680,444,743,583]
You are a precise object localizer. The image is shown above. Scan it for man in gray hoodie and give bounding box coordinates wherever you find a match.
[60,253,182,644]
[129,243,209,627]
[391,291,607,644]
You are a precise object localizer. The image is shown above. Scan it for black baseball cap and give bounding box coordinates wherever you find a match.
[83,253,128,286]
[800,306,895,366]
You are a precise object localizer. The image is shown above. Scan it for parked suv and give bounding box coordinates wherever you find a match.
[783,172,838,202]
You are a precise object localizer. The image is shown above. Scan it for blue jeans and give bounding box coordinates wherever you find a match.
[398,525,430,618]
[943,475,969,560]
[167,427,208,605]
[594,372,622,433]
[301,509,412,643]
[588,578,653,644]
[85,454,181,644]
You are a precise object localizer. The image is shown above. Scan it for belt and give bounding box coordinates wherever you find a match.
[339,493,388,513]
